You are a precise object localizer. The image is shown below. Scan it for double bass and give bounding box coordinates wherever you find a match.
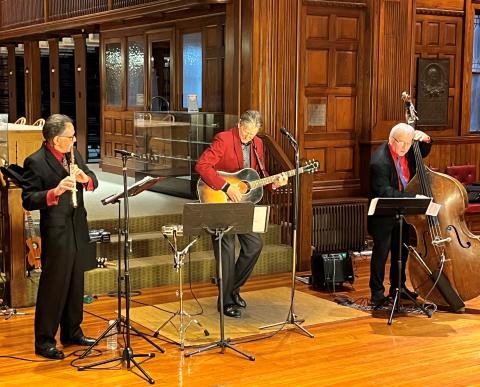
[403,92,480,309]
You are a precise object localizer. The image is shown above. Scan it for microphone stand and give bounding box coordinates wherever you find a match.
[259,128,314,338]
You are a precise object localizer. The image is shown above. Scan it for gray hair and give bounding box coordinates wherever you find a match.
[389,122,414,139]
[239,110,263,129]
[43,114,73,142]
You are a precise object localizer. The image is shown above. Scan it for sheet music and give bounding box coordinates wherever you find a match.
[426,201,441,216]
[252,205,270,233]
[101,175,161,205]
[368,198,378,216]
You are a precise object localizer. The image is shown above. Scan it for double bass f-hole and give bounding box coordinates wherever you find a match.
[446,225,472,249]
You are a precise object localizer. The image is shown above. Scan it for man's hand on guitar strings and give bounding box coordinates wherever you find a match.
[226,184,243,202]
[273,172,288,190]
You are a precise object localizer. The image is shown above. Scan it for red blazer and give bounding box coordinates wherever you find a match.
[195,127,267,190]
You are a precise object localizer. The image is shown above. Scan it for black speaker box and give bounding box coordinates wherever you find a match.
[311,252,354,290]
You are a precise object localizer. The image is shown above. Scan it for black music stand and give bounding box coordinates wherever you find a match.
[369,197,433,325]
[78,167,164,384]
[182,202,256,361]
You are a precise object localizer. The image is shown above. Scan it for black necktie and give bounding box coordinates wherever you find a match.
[62,156,69,173]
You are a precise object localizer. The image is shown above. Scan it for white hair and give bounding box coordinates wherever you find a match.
[389,123,414,139]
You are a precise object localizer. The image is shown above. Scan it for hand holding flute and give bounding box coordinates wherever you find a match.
[53,149,89,202]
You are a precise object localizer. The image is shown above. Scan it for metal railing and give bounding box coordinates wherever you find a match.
[0,0,177,29]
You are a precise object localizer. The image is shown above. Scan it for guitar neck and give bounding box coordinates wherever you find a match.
[250,168,305,189]
[26,214,36,238]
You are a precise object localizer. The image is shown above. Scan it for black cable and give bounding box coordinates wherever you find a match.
[0,348,103,363]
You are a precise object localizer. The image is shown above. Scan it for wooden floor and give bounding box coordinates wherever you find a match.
[2,258,480,386]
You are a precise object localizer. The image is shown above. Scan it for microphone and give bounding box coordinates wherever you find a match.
[280,127,297,144]
[114,149,139,158]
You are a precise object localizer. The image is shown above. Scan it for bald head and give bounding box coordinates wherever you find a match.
[389,123,415,156]
[389,123,415,140]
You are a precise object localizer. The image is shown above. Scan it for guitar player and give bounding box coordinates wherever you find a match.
[195,110,288,318]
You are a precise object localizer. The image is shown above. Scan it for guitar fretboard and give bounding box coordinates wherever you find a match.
[26,214,37,238]
[249,167,307,190]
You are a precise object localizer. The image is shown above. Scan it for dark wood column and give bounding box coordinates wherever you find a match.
[6,45,17,121]
[23,41,41,124]
[48,38,60,114]
[224,0,255,128]
[73,34,87,161]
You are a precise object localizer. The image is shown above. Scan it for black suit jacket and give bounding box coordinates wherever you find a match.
[367,141,432,239]
[22,145,98,271]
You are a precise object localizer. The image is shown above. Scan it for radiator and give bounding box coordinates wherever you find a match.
[312,202,367,253]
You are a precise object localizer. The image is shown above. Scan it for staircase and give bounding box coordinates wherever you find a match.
[23,213,293,305]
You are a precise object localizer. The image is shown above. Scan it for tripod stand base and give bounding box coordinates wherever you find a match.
[387,288,433,325]
[80,316,165,359]
[153,310,209,351]
[78,347,156,384]
[184,338,255,361]
[259,312,314,338]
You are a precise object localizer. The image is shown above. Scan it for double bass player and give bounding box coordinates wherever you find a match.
[368,122,432,307]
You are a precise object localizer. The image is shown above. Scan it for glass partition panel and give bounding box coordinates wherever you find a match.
[105,42,122,106]
[134,111,223,198]
[127,38,145,107]
[182,32,203,109]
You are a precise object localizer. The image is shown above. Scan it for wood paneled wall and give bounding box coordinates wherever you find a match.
[299,1,366,199]
[371,0,415,140]
[414,12,463,137]
[250,0,297,149]
[425,138,480,176]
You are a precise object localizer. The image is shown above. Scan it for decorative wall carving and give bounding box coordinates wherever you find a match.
[416,58,449,127]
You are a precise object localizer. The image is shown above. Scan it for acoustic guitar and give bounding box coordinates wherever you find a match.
[25,211,41,270]
[197,160,319,204]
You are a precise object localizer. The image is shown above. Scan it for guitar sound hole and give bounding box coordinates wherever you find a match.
[238,180,250,195]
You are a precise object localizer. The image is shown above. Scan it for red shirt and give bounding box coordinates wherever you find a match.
[45,142,94,206]
[388,143,410,190]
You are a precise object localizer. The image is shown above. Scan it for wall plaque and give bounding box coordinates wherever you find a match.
[308,101,327,127]
[416,58,449,127]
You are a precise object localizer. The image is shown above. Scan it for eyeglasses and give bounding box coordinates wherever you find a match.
[58,134,76,141]
[393,137,412,147]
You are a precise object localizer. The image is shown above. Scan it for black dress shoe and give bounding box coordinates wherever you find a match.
[233,293,247,308]
[389,288,418,301]
[223,304,241,318]
[35,346,65,360]
[62,335,97,347]
[371,296,389,307]
[402,287,418,300]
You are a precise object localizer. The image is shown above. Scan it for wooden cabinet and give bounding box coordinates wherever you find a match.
[7,125,43,166]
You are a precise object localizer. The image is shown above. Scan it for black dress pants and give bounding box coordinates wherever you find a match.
[35,248,84,350]
[212,232,263,305]
[369,222,410,300]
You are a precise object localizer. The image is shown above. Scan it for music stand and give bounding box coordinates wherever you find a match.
[368,197,433,325]
[182,202,256,361]
[78,167,164,384]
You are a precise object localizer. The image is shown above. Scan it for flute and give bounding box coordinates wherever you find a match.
[70,147,78,208]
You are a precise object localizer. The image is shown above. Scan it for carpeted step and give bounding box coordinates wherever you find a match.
[89,213,183,234]
[23,244,293,306]
[96,223,284,260]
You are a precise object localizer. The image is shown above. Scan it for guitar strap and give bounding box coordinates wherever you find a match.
[252,140,267,178]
